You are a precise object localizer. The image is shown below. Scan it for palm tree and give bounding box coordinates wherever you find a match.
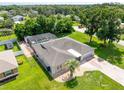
[65,59,80,78]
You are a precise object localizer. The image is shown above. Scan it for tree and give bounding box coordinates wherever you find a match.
[96,19,109,45]
[96,9,121,45]
[36,15,47,33]
[107,18,121,43]
[14,23,25,40]
[79,9,100,43]
[55,17,74,34]
[65,59,79,78]
[4,19,14,28]
[24,19,39,35]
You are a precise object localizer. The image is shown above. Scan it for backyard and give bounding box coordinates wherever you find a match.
[0,32,124,89]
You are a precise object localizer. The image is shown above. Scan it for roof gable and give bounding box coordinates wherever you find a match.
[0,50,18,73]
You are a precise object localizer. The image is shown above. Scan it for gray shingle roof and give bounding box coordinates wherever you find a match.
[32,37,93,67]
[0,50,18,73]
[26,33,57,44]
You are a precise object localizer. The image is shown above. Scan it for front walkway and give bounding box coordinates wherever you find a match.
[73,26,124,46]
[55,56,124,86]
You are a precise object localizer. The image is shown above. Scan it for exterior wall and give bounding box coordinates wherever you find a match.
[0,68,18,82]
[81,50,94,63]
[12,68,18,73]
[51,64,69,78]
[0,73,4,79]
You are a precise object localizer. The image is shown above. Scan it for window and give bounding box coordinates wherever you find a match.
[4,70,13,77]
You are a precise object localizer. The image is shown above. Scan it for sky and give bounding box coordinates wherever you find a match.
[0,0,124,5]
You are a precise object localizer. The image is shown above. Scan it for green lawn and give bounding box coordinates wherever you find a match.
[0,34,17,41]
[69,32,124,69]
[121,34,124,40]
[0,55,124,90]
[72,21,80,26]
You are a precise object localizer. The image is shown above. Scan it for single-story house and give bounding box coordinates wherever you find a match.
[8,10,16,16]
[0,50,18,82]
[31,37,94,78]
[12,15,24,22]
[24,33,57,46]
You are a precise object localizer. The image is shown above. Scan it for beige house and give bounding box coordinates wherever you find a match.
[0,50,18,82]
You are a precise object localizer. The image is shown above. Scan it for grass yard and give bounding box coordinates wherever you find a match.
[72,21,80,26]
[121,34,124,40]
[69,32,124,69]
[0,55,124,90]
[0,34,17,41]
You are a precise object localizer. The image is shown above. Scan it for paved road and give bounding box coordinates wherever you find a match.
[73,26,124,46]
[89,57,124,86]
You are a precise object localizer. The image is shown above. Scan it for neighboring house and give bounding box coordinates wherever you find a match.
[0,50,18,82]
[8,10,16,16]
[25,33,57,46]
[29,36,94,78]
[12,15,24,22]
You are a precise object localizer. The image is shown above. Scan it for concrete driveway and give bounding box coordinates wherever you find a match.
[89,56,124,86]
[73,26,124,46]
[20,43,33,57]
[55,56,124,86]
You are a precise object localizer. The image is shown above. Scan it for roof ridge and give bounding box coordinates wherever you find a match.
[50,46,75,66]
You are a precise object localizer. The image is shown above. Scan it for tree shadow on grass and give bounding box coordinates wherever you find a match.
[32,55,53,81]
[85,41,124,65]
[64,77,78,88]
[56,32,72,38]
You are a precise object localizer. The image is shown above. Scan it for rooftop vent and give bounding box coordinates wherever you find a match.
[40,44,47,49]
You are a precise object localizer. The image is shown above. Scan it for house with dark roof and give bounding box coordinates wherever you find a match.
[12,15,24,22]
[24,33,57,45]
[0,50,18,82]
[30,36,94,78]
